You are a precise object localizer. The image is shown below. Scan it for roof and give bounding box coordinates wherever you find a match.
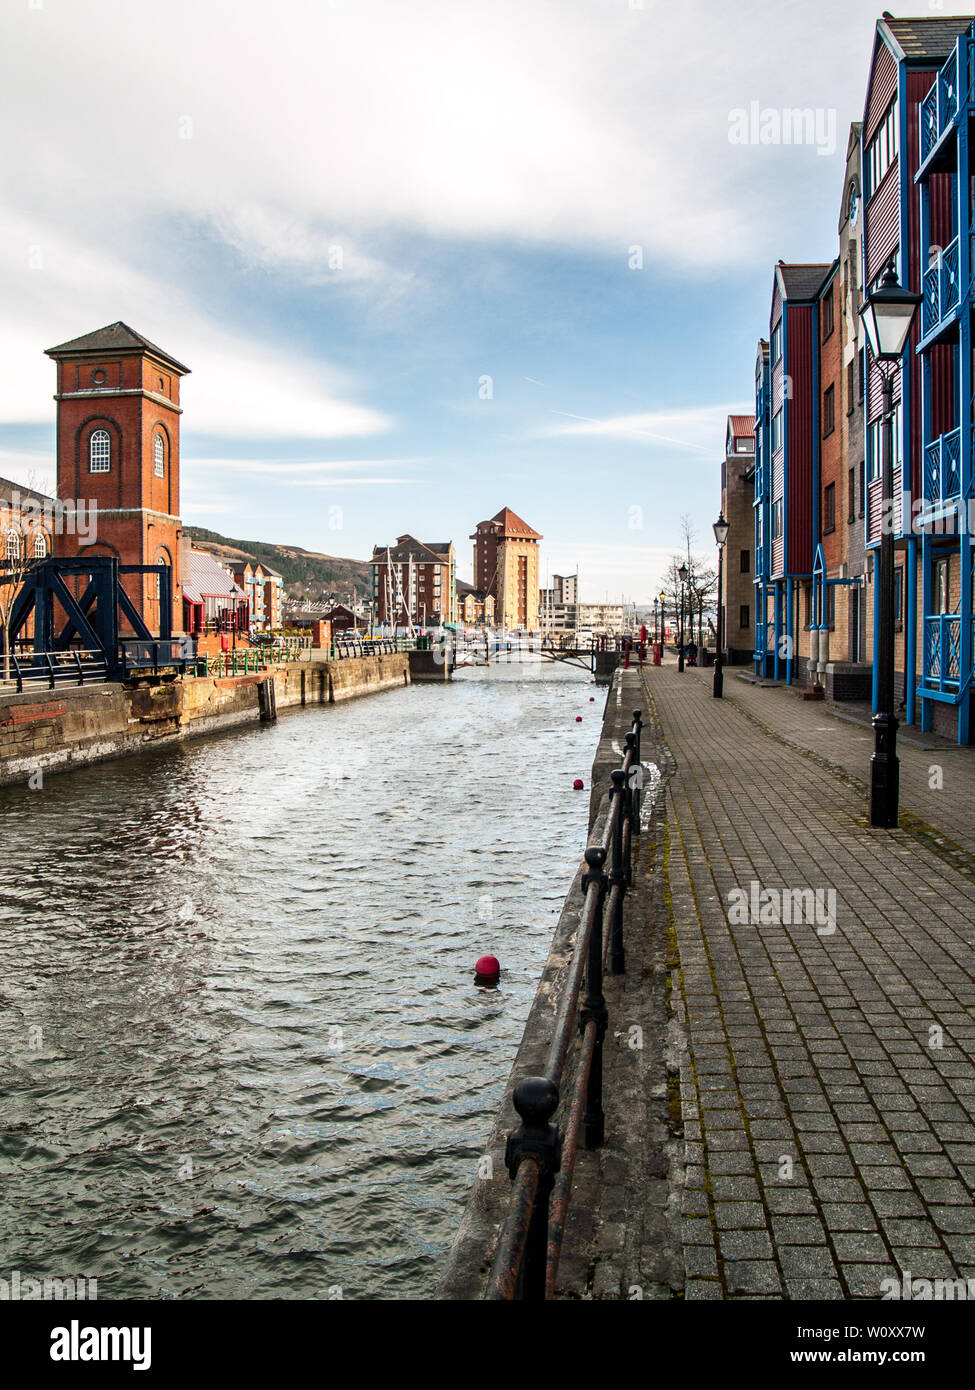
[372,535,449,564]
[182,549,246,604]
[776,262,832,302]
[44,321,191,374]
[0,474,56,509]
[727,414,755,441]
[879,14,973,61]
[472,506,542,540]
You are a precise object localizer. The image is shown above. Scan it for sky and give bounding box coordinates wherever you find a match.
[2,0,973,600]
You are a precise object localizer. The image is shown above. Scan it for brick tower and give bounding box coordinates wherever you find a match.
[471,506,543,631]
[45,322,190,635]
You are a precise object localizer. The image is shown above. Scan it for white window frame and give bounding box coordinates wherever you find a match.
[89,429,111,473]
[153,433,165,478]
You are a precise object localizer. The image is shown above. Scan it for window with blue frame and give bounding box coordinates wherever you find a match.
[771,409,783,453]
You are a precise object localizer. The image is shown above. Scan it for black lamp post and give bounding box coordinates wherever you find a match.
[713,512,730,697]
[858,262,921,829]
[678,563,688,672]
[653,596,659,643]
[659,590,666,651]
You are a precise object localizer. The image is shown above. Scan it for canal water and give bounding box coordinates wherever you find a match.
[0,659,599,1300]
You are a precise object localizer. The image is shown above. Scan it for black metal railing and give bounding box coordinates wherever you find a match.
[7,649,109,692]
[486,708,643,1300]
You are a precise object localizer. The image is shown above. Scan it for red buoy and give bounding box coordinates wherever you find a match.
[589,697,594,702]
[475,954,501,984]
[573,778,584,790]
[575,715,582,722]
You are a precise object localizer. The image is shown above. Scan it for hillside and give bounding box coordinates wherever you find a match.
[184,526,371,601]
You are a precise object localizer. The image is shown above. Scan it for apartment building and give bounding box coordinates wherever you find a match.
[371,536,457,627]
[471,507,542,631]
[747,13,975,744]
[721,415,756,663]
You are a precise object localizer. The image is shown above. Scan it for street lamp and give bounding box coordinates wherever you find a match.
[678,563,689,672]
[712,512,730,698]
[858,261,921,829]
[659,590,666,651]
[653,595,659,643]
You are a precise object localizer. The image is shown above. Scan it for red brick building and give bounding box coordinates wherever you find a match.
[45,321,190,635]
[370,535,456,626]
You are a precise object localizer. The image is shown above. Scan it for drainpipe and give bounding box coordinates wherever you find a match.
[905,536,917,728]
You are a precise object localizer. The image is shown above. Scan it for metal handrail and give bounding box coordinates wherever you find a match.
[485,708,643,1300]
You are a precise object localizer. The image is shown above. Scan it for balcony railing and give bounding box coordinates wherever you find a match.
[923,427,962,508]
[922,235,960,336]
[924,613,962,692]
[920,49,959,163]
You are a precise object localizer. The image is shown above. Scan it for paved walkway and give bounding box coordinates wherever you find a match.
[643,659,975,1300]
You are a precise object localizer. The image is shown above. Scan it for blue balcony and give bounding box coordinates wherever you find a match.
[923,428,962,509]
[924,613,962,692]
[922,235,961,338]
[920,50,959,165]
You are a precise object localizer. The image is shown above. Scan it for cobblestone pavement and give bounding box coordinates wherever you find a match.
[643,659,975,1300]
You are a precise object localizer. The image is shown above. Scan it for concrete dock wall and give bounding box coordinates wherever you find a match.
[0,653,411,788]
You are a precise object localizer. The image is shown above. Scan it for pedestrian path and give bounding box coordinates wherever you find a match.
[643,659,975,1300]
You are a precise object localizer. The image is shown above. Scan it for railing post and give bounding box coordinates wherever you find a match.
[581,846,609,1149]
[632,708,643,765]
[609,769,628,975]
[504,1077,561,1300]
[625,729,640,825]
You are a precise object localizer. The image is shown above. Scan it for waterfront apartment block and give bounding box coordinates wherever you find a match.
[539,572,579,634]
[455,579,495,626]
[45,321,189,637]
[745,13,975,743]
[371,535,457,627]
[720,415,756,664]
[229,559,285,633]
[471,507,542,631]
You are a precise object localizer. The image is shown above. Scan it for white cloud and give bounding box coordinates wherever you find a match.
[2,0,946,273]
[183,457,420,476]
[539,403,748,452]
[0,208,390,438]
[0,449,56,495]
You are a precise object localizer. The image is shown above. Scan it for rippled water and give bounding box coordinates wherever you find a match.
[0,659,599,1300]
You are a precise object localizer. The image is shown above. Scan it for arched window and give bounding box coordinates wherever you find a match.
[33,531,48,558]
[153,433,165,478]
[5,529,22,562]
[90,429,111,473]
[154,546,172,601]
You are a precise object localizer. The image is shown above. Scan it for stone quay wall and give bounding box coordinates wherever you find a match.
[0,653,411,789]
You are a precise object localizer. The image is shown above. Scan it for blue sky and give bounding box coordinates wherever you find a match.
[3,0,973,598]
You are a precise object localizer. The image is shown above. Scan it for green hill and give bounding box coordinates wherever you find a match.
[184,526,371,601]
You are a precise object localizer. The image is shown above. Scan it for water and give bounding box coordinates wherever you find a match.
[0,659,599,1300]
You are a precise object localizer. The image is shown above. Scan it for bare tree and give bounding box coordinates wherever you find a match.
[0,477,49,684]
[657,516,718,649]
